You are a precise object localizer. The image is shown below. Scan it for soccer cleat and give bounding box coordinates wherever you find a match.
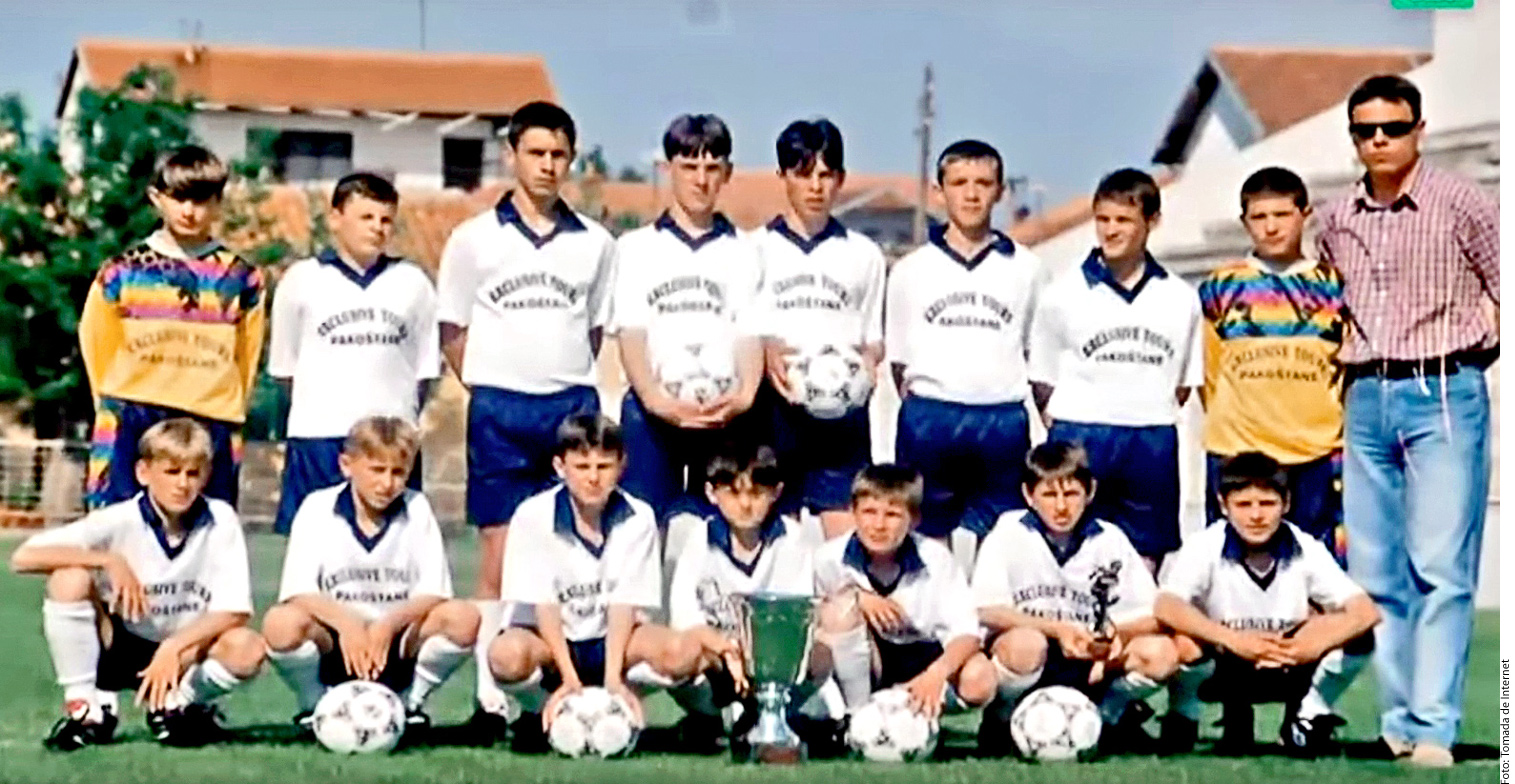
[790,714,849,760]
[509,711,550,754]
[398,708,431,747]
[1213,703,1255,756]
[1280,713,1346,758]
[292,710,315,737]
[671,712,725,756]
[1157,713,1199,756]
[465,705,510,748]
[1098,701,1156,756]
[43,701,117,752]
[975,710,1014,758]
[149,703,230,747]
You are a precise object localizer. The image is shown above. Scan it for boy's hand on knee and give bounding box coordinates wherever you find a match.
[903,668,947,721]
[105,554,148,622]
[135,643,184,711]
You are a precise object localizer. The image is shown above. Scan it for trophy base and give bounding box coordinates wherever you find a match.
[750,742,805,765]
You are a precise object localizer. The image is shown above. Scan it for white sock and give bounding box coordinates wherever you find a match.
[474,600,510,715]
[43,599,100,707]
[96,690,120,717]
[268,640,325,712]
[175,658,243,708]
[497,666,544,717]
[991,656,1042,718]
[819,625,872,710]
[1168,660,1214,722]
[1100,671,1160,725]
[795,678,845,720]
[405,635,471,711]
[1298,650,1370,720]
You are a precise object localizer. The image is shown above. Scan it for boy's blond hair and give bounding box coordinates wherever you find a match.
[344,416,421,463]
[850,463,924,517]
[136,418,214,466]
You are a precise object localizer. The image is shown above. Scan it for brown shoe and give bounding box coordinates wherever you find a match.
[1381,736,1414,758]
[1407,743,1453,768]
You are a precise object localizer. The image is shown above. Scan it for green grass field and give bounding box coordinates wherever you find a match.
[0,533,1499,783]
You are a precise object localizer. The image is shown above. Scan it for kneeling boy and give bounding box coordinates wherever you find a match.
[1155,452,1378,756]
[264,416,478,734]
[11,419,263,750]
[972,441,1176,754]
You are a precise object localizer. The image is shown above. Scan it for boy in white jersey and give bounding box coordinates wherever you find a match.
[263,417,478,739]
[434,101,616,730]
[268,173,438,534]
[11,419,263,750]
[754,119,885,538]
[885,140,1044,540]
[1029,168,1203,569]
[611,114,765,523]
[1156,453,1378,757]
[813,464,995,722]
[973,441,1178,755]
[487,415,704,740]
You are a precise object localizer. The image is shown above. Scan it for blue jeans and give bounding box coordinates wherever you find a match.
[1343,365,1490,747]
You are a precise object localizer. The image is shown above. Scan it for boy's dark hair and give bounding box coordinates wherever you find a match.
[1217,452,1289,502]
[1239,166,1309,212]
[935,139,1003,185]
[1347,74,1422,123]
[1022,440,1096,493]
[776,119,844,174]
[151,145,228,202]
[554,414,624,458]
[850,463,924,516]
[331,172,399,210]
[664,113,732,161]
[1094,167,1161,219]
[505,101,577,151]
[705,441,782,490]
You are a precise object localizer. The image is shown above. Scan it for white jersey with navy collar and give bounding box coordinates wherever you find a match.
[751,216,885,349]
[435,194,617,394]
[1028,250,1204,426]
[884,225,1046,405]
[1159,520,1364,635]
[268,251,439,438]
[813,532,979,646]
[668,512,816,635]
[277,484,453,622]
[972,510,1155,631]
[499,485,662,642]
[23,494,253,642]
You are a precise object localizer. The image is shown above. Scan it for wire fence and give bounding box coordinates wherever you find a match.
[0,439,89,529]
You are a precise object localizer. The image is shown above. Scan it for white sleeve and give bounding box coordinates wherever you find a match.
[266,266,302,378]
[729,242,764,337]
[1302,537,1364,610]
[860,243,887,345]
[1109,536,1157,626]
[588,235,618,330]
[748,241,778,340]
[500,511,553,606]
[667,532,706,631]
[413,275,441,381]
[1027,281,1062,384]
[411,497,453,600]
[608,237,649,333]
[812,545,848,598]
[936,556,982,643]
[1157,536,1210,605]
[276,503,324,602]
[970,524,1016,609]
[206,518,254,616]
[1180,291,1205,389]
[883,261,910,364]
[21,508,120,551]
[609,515,663,610]
[1021,255,1051,356]
[435,227,477,327]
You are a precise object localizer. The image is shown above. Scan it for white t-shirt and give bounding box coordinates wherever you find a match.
[435,196,616,394]
[972,510,1155,630]
[668,513,815,635]
[813,532,979,647]
[884,226,1045,404]
[499,485,662,642]
[751,217,885,349]
[608,212,763,371]
[1028,251,1204,426]
[23,494,253,642]
[1159,520,1365,634]
[267,252,439,438]
[277,485,453,622]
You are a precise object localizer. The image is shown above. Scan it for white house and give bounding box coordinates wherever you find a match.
[55,39,558,190]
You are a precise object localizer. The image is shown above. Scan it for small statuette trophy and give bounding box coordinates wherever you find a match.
[1088,561,1122,663]
[729,591,815,763]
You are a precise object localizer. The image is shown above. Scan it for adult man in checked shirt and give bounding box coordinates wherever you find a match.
[1317,74,1498,769]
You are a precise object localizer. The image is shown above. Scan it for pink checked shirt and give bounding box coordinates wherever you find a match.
[1316,162,1499,364]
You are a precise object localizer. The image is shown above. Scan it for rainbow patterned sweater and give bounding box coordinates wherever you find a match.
[78,234,266,423]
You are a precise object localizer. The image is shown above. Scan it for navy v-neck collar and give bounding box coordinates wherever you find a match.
[1222,523,1301,591]
[843,533,925,596]
[334,485,407,552]
[1018,509,1104,567]
[927,221,1015,271]
[1080,249,1169,304]
[553,486,635,558]
[655,210,736,252]
[766,215,846,254]
[317,248,395,289]
[706,512,785,577]
[495,191,587,249]
[136,493,212,560]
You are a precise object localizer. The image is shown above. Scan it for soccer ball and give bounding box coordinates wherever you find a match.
[547,687,642,759]
[311,680,406,754]
[655,342,736,406]
[1009,686,1103,761]
[785,344,872,419]
[846,688,939,762]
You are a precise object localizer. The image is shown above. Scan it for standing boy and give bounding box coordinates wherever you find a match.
[884,140,1045,540]
[79,145,266,508]
[268,172,439,534]
[1028,168,1203,569]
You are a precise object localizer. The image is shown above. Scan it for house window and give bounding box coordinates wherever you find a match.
[443,137,484,190]
[251,130,352,182]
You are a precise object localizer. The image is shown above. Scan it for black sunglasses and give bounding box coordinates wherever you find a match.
[1349,121,1417,140]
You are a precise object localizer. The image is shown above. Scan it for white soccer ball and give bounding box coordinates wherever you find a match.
[547,687,642,759]
[846,687,939,762]
[655,342,737,406]
[311,680,406,754]
[785,343,872,419]
[1009,685,1103,762]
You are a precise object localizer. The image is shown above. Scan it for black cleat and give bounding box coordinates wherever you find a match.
[43,702,117,752]
[465,705,510,748]
[292,710,315,738]
[149,704,230,747]
[509,711,550,754]
[1099,701,1156,756]
[672,712,726,756]
[1157,713,1199,756]
[1280,713,1346,758]
[396,708,431,749]
[976,709,1015,758]
[1213,704,1255,756]
[791,715,849,760]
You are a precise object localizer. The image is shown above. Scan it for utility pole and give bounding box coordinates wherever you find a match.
[912,62,934,245]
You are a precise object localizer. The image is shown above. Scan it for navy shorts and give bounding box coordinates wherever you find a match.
[467,385,598,527]
[316,623,416,693]
[96,614,162,692]
[275,437,424,534]
[541,638,607,691]
[767,384,871,514]
[895,396,1030,538]
[1048,421,1179,557]
[875,639,945,690]
[1206,450,1342,557]
[1032,639,1108,702]
[87,398,241,509]
[618,390,768,523]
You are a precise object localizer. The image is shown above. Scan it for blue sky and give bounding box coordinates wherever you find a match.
[3,0,1431,204]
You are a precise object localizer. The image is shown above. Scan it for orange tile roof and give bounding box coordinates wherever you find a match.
[1209,45,1430,137]
[64,38,556,118]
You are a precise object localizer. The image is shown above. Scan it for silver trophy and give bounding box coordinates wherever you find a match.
[729,591,816,763]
